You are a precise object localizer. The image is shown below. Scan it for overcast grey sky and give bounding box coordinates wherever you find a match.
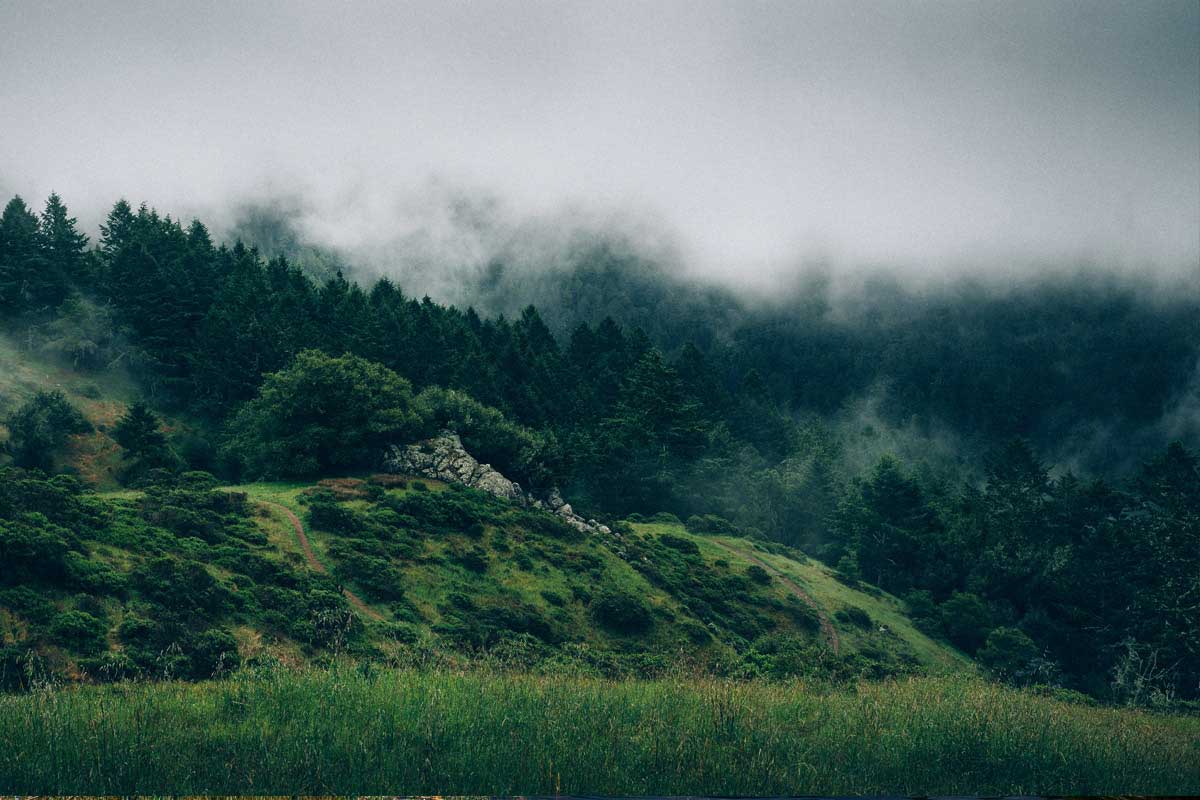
[1,0,1197,283]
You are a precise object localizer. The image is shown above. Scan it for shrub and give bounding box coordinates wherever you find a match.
[0,517,73,584]
[835,606,873,630]
[517,510,581,541]
[133,556,232,621]
[784,598,822,631]
[746,565,772,585]
[834,553,862,584]
[591,591,654,634]
[50,610,107,655]
[647,512,681,525]
[0,587,55,624]
[939,592,993,653]
[3,390,92,472]
[540,590,566,607]
[333,551,406,601]
[186,628,240,678]
[389,489,500,534]
[681,620,712,644]
[978,626,1040,681]
[307,499,363,535]
[659,533,700,554]
[685,514,738,535]
[179,471,220,490]
[450,546,489,574]
[64,552,126,595]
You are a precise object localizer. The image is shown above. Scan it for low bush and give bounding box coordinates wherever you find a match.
[591,591,654,634]
[659,533,700,554]
[685,514,738,535]
[49,610,107,655]
[746,565,772,585]
[835,606,873,630]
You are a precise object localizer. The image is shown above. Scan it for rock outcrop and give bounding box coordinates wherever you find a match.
[383,431,612,536]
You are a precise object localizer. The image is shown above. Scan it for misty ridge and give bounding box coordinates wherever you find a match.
[219,186,1200,480]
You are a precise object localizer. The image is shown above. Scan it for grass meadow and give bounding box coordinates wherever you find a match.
[1,667,1196,795]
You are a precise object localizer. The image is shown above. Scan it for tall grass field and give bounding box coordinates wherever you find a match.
[1,667,1196,794]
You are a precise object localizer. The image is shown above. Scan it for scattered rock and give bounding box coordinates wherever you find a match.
[383,431,609,535]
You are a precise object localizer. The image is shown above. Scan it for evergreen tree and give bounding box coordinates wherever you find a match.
[2,391,92,471]
[114,401,169,462]
[0,196,42,313]
[37,193,89,298]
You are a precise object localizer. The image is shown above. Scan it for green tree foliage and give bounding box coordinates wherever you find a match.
[590,590,654,634]
[34,296,122,370]
[114,401,177,483]
[2,391,92,471]
[37,193,90,295]
[114,401,168,461]
[938,592,993,654]
[589,349,709,513]
[0,196,42,313]
[977,626,1040,682]
[221,350,424,478]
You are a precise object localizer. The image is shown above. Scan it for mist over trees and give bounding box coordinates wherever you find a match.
[0,190,1197,701]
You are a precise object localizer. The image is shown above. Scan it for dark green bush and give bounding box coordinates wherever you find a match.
[307,500,364,535]
[835,606,873,630]
[978,626,1040,681]
[685,514,738,535]
[49,610,107,655]
[64,552,126,595]
[450,546,489,574]
[540,590,566,607]
[591,591,654,634]
[939,592,993,653]
[185,628,240,678]
[3,390,93,472]
[746,564,772,585]
[659,533,700,554]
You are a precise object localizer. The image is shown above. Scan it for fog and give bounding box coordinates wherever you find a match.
[2,0,1197,289]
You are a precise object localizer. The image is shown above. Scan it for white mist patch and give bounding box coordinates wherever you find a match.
[2,1,1197,282]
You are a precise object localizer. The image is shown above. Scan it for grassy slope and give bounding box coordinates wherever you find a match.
[1,667,1196,794]
[219,481,969,674]
[0,335,210,489]
[229,480,746,657]
[0,334,138,488]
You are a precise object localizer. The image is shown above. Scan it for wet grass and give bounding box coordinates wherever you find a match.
[1,667,1196,795]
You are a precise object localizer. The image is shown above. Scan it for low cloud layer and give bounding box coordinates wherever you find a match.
[2,1,1197,284]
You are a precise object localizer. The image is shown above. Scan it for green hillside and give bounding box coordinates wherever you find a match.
[0,466,967,687]
[0,334,135,488]
[243,478,970,677]
[0,333,205,490]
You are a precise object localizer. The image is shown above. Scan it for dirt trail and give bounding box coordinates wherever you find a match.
[260,500,385,622]
[712,539,839,653]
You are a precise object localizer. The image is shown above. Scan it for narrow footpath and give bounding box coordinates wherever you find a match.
[260,500,385,622]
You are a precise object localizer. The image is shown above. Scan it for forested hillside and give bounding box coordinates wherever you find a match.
[1,191,1197,703]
